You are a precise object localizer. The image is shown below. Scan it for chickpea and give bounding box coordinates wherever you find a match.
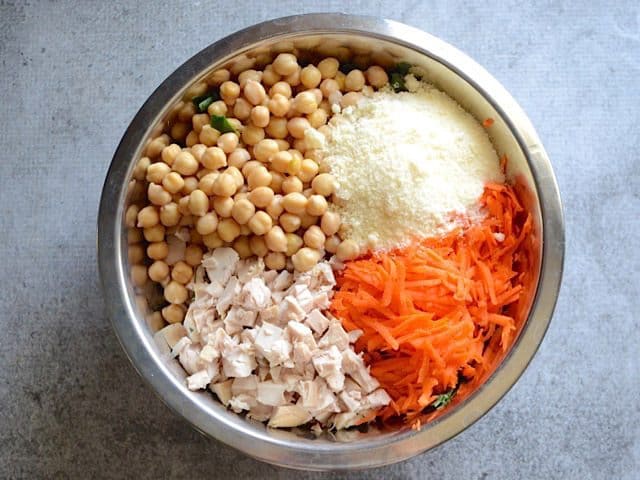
[291,247,320,272]
[297,159,319,183]
[266,117,289,139]
[171,261,193,284]
[194,212,218,235]
[250,105,270,128]
[320,78,339,99]
[228,148,251,168]
[365,65,389,88]
[178,102,197,122]
[211,173,237,197]
[345,69,365,91]
[207,100,227,117]
[248,186,274,208]
[231,199,255,225]
[247,166,272,190]
[279,212,302,234]
[200,146,227,170]
[270,151,293,173]
[283,66,301,86]
[247,211,273,236]
[287,117,311,139]
[264,225,287,252]
[146,138,167,159]
[181,176,199,195]
[212,196,233,218]
[177,196,191,216]
[161,172,183,195]
[312,173,336,196]
[306,149,323,164]
[146,162,170,184]
[306,195,328,216]
[147,183,171,206]
[268,94,290,117]
[203,231,224,249]
[249,235,268,257]
[303,226,326,249]
[125,205,139,228]
[241,160,262,178]
[207,68,230,86]
[185,244,203,266]
[170,122,189,143]
[148,260,169,282]
[269,81,292,98]
[265,251,286,270]
[128,243,144,264]
[232,97,252,120]
[192,113,210,134]
[217,132,239,153]
[320,211,341,236]
[307,108,328,128]
[282,175,303,194]
[262,64,281,86]
[293,91,318,114]
[162,304,186,324]
[292,138,307,154]
[318,57,339,79]
[240,224,251,237]
[334,71,346,90]
[225,166,244,188]
[199,125,220,146]
[220,81,240,103]
[164,280,188,304]
[158,144,179,166]
[198,172,219,196]
[311,88,323,105]
[131,264,148,287]
[300,211,318,228]
[188,189,209,216]
[335,239,358,261]
[172,151,198,176]
[137,205,159,228]
[300,64,322,89]
[324,235,340,253]
[217,218,241,242]
[242,79,266,106]
[282,192,308,215]
[242,125,265,145]
[285,233,304,256]
[266,195,284,219]
[147,241,168,260]
[272,53,298,76]
[253,139,279,162]
[128,228,143,245]
[143,224,165,243]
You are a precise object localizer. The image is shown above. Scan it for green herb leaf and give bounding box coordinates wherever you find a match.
[431,384,459,409]
[394,62,412,76]
[210,115,237,134]
[390,72,407,93]
[192,90,219,113]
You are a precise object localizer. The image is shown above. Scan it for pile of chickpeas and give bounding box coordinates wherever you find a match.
[127,52,391,325]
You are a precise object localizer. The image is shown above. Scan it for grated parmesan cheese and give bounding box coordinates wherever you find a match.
[322,76,504,250]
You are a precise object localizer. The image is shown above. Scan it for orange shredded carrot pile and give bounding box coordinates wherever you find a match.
[330,183,533,423]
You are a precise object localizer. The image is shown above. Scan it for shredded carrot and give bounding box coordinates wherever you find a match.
[330,183,533,424]
[482,118,495,128]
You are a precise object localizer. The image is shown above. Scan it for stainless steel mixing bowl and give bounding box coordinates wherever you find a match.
[98,13,564,470]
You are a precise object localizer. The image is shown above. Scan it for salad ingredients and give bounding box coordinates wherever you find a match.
[330,183,532,422]
[167,248,390,428]
[323,75,504,251]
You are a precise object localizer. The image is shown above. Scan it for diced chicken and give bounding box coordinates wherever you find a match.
[292,342,314,370]
[179,344,205,375]
[165,236,186,266]
[287,321,317,349]
[286,284,315,312]
[305,309,330,335]
[312,291,331,310]
[256,381,287,406]
[258,305,279,324]
[216,276,240,316]
[342,349,380,394]
[222,342,256,378]
[224,306,257,334]
[171,336,192,358]
[318,321,350,351]
[298,378,335,412]
[229,393,257,412]
[254,322,292,366]
[199,344,219,363]
[239,277,272,311]
[246,402,273,422]
[231,375,258,396]
[157,323,187,349]
[202,247,239,285]
[240,327,258,345]
[332,410,375,430]
[312,345,345,391]
[279,295,306,323]
[366,389,392,409]
[269,366,282,382]
[186,370,212,390]
[347,329,364,343]
[268,405,312,428]
[236,257,265,283]
[339,390,362,412]
[210,379,233,406]
[270,270,293,291]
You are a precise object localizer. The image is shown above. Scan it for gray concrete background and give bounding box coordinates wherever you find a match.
[1,1,638,478]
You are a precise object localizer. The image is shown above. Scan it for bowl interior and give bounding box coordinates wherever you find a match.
[102,19,559,470]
